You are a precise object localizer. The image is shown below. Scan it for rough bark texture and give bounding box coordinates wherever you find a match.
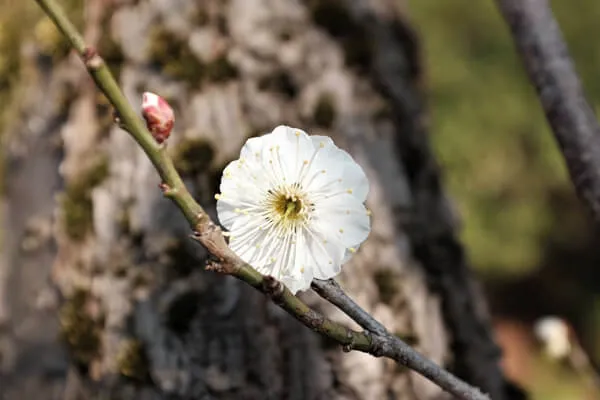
[0,0,512,399]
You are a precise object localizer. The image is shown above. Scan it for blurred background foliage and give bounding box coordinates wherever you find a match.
[408,0,600,398]
[1,0,599,398]
[407,0,599,277]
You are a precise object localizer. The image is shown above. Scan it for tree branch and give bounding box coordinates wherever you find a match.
[33,0,488,398]
[495,0,600,221]
[312,278,387,336]
[312,278,489,399]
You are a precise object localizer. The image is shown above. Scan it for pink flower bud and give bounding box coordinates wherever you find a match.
[141,92,174,144]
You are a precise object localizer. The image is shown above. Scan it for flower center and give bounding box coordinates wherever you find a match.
[275,194,303,221]
[265,184,311,230]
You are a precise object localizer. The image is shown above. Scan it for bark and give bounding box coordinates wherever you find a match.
[0,0,514,399]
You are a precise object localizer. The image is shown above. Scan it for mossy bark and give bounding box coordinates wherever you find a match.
[0,0,517,399]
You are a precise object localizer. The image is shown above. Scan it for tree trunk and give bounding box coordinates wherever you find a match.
[0,0,517,399]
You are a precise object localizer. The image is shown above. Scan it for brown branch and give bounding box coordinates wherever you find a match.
[495,0,600,220]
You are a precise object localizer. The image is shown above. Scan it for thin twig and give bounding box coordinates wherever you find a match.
[312,279,488,399]
[33,0,489,398]
[311,279,387,335]
[373,333,488,400]
[495,0,600,221]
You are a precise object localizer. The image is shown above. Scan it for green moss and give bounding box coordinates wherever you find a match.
[313,93,337,128]
[205,55,238,83]
[61,158,109,240]
[34,18,72,62]
[193,8,209,26]
[148,27,205,84]
[148,27,237,86]
[0,5,31,131]
[309,0,371,69]
[373,269,398,304]
[117,208,132,235]
[59,289,103,367]
[117,339,149,382]
[172,138,215,175]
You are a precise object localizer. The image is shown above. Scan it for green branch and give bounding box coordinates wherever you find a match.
[32,0,489,399]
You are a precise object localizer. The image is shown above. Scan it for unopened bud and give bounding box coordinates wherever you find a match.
[142,92,174,144]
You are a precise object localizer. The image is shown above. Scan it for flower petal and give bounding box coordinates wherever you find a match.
[312,193,371,248]
[305,144,369,202]
[261,126,315,184]
[300,227,345,280]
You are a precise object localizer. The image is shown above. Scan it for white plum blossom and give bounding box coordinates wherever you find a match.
[215,125,371,293]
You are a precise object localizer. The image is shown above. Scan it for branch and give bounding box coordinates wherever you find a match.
[312,279,387,335]
[312,279,488,399]
[33,0,488,398]
[495,0,600,220]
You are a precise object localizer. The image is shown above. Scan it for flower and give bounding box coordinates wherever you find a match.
[141,92,174,144]
[215,125,371,293]
[534,316,571,360]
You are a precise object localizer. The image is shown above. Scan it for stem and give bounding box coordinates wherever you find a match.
[33,0,489,398]
[312,278,387,335]
[36,0,202,225]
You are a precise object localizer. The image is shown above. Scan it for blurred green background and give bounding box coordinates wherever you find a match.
[408,0,600,398]
[1,0,599,398]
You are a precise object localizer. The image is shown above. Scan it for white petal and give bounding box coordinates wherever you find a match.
[262,126,315,183]
[312,193,370,248]
[339,152,369,202]
[239,135,266,159]
[229,220,280,273]
[217,161,266,230]
[282,230,316,293]
[305,144,368,202]
[301,227,345,280]
[309,135,334,149]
